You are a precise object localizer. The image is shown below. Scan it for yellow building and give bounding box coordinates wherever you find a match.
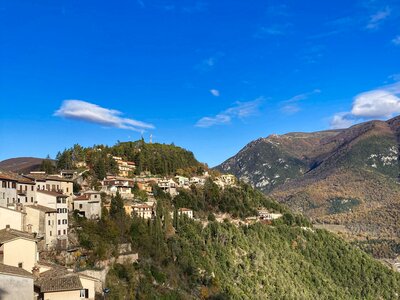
[0,228,37,273]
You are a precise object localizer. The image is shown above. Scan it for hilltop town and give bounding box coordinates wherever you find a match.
[0,142,282,299]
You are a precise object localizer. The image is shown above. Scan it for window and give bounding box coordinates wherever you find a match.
[31,197,33,202]
[66,187,69,193]
[31,186,34,191]
[25,185,27,191]
[50,231,52,236]
[57,198,61,204]
[58,230,61,235]
[1,181,5,188]
[63,229,66,235]
[94,195,97,198]
[80,289,89,298]
[79,204,83,209]
[11,182,16,189]
[48,220,51,225]
[58,220,61,225]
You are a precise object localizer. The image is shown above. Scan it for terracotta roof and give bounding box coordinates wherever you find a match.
[74,194,90,201]
[46,176,73,183]
[132,203,152,209]
[0,263,33,278]
[23,174,73,183]
[0,173,17,181]
[0,172,36,184]
[0,228,36,244]
[178,208,192,212]
[36,268,83,293]
[25,204,57,213]
[37,190,68,197]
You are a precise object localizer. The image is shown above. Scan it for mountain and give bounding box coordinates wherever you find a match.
[216,117,400,250]
[0,157,47,173]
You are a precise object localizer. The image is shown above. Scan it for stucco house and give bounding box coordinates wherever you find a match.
[178,208,194,219]
[16,176,36,205]
[36,190,69,249]
[25,204,58,250]
[73,192,102,220]
[35,266,99,300]
[132,203,154,219]
[0,206,25,231]
[0,228,38,273]
[0,263,34,300]
[0,173,17,208]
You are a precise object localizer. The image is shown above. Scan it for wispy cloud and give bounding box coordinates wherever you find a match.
[210,89,220,97]
[196,98,263,128]
[366,6,391,30]
[54,100,154,132]
[195,52,224,72]
[392,35,400,45]
[254,24,291,38]
[280,89,321,114]
[330,81,400,128]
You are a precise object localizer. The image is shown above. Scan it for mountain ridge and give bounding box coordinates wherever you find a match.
[215,116,400,248]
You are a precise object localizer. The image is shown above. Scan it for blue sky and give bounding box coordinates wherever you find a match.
[1,0,400,166]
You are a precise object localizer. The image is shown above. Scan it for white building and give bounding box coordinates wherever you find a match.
[101,176,135,198]
[0,174,17,208]
[175,176,189,187]
[16,177,36,205]
[73,191,102,220]
[258,210,282,221]
[25,204,58,250]
[158,178,177,196]
[24,174,74,211]
[178,208,193,219]
[36,191,69,249]
[189,177,206,185]
[132,203,153,219]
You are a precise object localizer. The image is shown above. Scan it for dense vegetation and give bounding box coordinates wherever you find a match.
[171,179,296,220]
[55,140,203,178]
[73,186,400,299]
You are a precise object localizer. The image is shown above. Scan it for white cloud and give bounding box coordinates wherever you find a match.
[54,100,154,132]
[392,36,400,45]
[196,98,263,128]
[330,112,356,129]
[210,89,220,97]
[329,82,400,129]
[351,90,400,118]
[366,6,391,30]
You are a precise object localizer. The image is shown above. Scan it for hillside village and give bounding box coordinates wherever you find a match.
[0,152,281,300]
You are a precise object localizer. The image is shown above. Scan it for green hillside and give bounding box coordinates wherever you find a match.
[74,183,400,299]
[55,139,203,178]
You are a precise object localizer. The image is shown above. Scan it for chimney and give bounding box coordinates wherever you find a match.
[5,225,10,231]
[32,266,40,279]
